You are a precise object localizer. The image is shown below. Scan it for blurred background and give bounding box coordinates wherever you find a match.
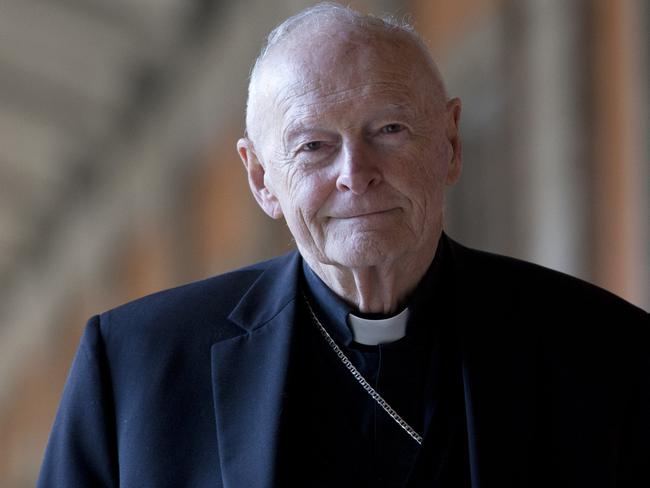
[0,0,648,485]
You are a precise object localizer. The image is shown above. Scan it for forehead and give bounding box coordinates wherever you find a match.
[277,71,418,121]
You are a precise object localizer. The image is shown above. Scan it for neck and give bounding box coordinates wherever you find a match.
[305,242,439,315]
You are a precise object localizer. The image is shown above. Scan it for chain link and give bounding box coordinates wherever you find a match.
[302,293,423,445]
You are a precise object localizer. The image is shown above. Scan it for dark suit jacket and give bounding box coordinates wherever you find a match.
[38,235,649,487]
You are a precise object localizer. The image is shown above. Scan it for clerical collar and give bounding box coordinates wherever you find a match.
[300,233,448,348]
[348,308,410,345]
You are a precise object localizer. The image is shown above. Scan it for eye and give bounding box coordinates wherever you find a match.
[380,123,405,134]
[301,141,323,151]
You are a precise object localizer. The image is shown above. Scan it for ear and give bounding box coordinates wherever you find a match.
[444,97,462,185]
[237,138,283,219]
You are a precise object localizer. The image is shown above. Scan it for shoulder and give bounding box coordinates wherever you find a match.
[96,251,298,349]
[446,236,648,323]
[445,236,648,378]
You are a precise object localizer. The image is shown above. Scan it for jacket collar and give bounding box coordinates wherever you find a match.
[211,251,302,488]
[227,251,302,332]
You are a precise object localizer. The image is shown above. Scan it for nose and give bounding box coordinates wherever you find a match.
[335,140,382,194]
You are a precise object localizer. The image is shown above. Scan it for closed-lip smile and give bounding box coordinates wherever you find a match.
[332,208,398,219]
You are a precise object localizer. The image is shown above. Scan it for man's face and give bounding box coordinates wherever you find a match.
[240,27,461,271]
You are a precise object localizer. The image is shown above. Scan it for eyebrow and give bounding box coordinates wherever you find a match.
[281,102,418,145]
[282,121,319,147]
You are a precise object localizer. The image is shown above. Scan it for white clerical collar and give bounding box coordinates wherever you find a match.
[346,308,410,346]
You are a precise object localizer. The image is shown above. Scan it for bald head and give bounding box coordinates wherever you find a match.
[244,3,448,149]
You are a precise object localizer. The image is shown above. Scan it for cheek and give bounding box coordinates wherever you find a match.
[389,144,448,218]
[275,167,334,220]
[394,146,440,190]
[298,172,335,217]
[415,138,451,188]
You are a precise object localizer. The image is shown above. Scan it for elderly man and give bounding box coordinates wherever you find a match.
[39,3,648,487]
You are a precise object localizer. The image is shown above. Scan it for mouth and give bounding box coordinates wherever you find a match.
[332,208,398,220]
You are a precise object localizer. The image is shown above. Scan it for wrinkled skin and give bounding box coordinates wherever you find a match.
[238,24,462,313]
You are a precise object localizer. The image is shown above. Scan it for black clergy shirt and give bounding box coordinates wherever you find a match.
[275,239,471,487]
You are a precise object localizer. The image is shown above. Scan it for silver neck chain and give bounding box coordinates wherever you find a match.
[302,293,424,445]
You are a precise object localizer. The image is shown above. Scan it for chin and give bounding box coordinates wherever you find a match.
[325,237,407,268]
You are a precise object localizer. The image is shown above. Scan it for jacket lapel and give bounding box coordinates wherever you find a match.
[211,252,301,488]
